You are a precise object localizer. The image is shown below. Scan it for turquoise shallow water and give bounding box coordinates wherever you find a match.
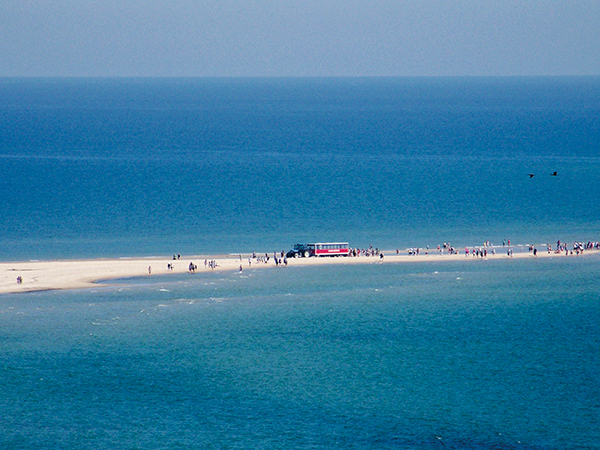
[1,78,599,448]
[1,256,599,449]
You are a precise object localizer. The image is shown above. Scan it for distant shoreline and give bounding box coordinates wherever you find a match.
[2,245,598,295]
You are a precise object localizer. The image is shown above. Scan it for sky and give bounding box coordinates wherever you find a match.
[1,0,599,77]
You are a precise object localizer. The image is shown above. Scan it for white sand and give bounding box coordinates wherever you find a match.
[1,246,594,295]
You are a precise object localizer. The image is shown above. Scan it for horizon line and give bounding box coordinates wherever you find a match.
[2,74,600,80]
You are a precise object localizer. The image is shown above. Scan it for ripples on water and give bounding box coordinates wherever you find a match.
[1,77,599,259]
[1,256,599,449]
[1,77,599,448]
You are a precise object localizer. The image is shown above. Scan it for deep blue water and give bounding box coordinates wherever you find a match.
[1,77,599,259]
[1,78,599,449]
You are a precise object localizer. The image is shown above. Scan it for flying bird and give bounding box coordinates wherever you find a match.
[528,174,535,178]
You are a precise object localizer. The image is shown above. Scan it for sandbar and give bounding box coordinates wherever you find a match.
[1,245,596,295]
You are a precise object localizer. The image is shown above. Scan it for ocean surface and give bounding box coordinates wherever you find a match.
[1,77,599,259]
[1,77,599,449]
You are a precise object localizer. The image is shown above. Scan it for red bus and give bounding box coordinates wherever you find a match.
[307,242,350,257]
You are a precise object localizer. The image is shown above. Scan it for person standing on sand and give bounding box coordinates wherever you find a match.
[148,266,152,274]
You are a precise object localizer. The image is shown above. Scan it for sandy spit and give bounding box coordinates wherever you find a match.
[1,247,596,295]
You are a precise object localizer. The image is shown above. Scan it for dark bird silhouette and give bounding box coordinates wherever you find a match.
[528,174,535,178]
[551,171,558,176]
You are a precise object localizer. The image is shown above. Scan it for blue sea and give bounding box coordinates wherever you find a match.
[1,77,599,449]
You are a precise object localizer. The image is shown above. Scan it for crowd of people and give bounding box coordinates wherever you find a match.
[204,259,218,270]
[348,245,380,257]
[551,240,600,255]
[382,239,599,259]
[240,252,290,268]
[157,238,599,280]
